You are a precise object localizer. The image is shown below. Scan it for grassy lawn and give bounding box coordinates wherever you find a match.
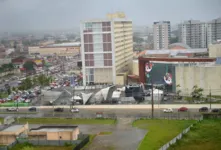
[81,135,96,150]
[133,119,195,150]
[9,144,75,150]
[0,112,37,114]
[168,119,221,150]
[16,118,116,125]
[98,131,112,135]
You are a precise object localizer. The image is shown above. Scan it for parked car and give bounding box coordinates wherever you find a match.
[29,107,37,112]
[211,109,220,113]
[163,97,168,101]
[163,108,173,113]
[70,108,79,113]
[54,108,64,112]
[6,107,18,112]
[199,107,209,112]
[178,107,188,112]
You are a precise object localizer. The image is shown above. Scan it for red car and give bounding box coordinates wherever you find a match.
[178,107,188,112]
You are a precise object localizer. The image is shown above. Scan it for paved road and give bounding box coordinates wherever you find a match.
[0,108,203,119]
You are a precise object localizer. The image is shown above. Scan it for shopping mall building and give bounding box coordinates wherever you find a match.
[129,43,221,96]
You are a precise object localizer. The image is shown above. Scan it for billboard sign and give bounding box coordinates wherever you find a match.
[164,73,172,85]
[145,62,153,73]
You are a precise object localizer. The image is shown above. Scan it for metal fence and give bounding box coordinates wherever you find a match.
[159,116,203,150]
[17,139,81,146]
[0,140,17,150]
[9,112,203,120]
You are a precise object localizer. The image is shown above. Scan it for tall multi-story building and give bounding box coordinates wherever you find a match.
[207,18,221,45]
[178,20,207,48]
[153,21,171,49]
[80,12,133,86]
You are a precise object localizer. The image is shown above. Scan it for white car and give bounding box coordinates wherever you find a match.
[6,107,18,112]
[70,108,79,113]
[163,108,173,113]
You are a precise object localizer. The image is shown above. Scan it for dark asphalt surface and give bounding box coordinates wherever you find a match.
[0,108,202,119]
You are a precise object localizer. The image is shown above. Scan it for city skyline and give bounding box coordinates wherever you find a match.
[0,0,221,32]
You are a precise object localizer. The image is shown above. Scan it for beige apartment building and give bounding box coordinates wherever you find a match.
[80,12,133,86]
[153,21,171,50]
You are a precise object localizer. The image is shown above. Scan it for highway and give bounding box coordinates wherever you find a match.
[0,106,209,119]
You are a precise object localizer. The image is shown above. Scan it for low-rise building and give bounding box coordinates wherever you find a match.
[0,123,29,145]
[28,42,81,57]
[0,124,80,145]
[28,126,79,141]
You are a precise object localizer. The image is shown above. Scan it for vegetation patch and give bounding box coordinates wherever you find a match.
[81,135,96,150]
[133,119,195,150]
[16,118,116,125]
[168,119,221,150]
[98,131,112,135]
[9,143,75,150]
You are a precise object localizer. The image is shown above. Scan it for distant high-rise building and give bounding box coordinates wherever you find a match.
[207,18,221,46]
[153,21,171,49]
[178,20,207,48]
[80,12,133,86]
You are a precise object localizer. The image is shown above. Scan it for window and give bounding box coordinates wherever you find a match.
[103,33,112,42]
[103,43,112,51]
[84,44,93,52]
[104,53,112,66]
[84,34,93,43]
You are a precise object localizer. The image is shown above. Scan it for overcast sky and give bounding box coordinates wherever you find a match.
[0,0,221,32]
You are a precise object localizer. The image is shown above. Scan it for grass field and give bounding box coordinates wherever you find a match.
[98,131,112,135]
[16,118,116,125]
[133,119,195,150]
[0,112,37,114]
[9,144,75,150]
[168,119,221,150]
[81,135,96,150]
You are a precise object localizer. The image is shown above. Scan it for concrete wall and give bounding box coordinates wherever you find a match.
[94,68,113,84]
[132,60,139,76]
[72,128,80,140]
[176,65,221,95]
[0,135,16,145]
[116,75,125,85]
[46,129,79,141]
[209,44,221,57]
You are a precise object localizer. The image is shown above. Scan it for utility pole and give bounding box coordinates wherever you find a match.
[209,89,211,110]
[151,77,154,119]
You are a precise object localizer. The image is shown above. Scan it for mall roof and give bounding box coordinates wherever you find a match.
[139,57,216,62]
[145,49,207,55]
[45,42,81,47]
[30,126,78,132]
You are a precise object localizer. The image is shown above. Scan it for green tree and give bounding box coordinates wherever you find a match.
[7,63,15,71]
[7,88,11,95]
[170,37,178,44]
[39,75,53,86]
[176,84,182,100]
[23,77,33,90]
[23,61,36,71]
[12,87,16,91]
[133,36,144,43]
[191,85,204,101]
[32,77,38,86]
